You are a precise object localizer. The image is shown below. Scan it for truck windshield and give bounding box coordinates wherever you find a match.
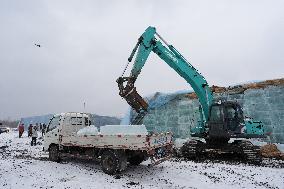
[47,116,60,132]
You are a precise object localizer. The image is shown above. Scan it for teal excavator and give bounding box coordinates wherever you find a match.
[117,26,266,163]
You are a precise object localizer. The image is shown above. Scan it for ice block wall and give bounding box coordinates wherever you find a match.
[137,79,284,143]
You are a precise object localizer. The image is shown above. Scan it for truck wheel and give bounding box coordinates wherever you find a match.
[128,155,144,166]
[49,145,60,162]
[101,150,127,175]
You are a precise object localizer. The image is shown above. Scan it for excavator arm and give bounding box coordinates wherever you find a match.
[117,26,213,124]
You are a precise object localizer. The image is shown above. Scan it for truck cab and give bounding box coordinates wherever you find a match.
[44,112,91,152]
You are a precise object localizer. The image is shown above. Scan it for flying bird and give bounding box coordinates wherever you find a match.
[34,43,41,47]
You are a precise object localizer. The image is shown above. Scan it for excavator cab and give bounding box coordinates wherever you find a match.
[207,102,244,140]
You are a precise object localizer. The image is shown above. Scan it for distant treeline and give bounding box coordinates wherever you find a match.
[0,120,19,128]
[0,114,121,129]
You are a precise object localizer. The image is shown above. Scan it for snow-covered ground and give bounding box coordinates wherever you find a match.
[0,132,283,189]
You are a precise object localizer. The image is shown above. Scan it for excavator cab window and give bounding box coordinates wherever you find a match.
[225,104,243,132]
[227,107,235,119]
[209,105,222,122]
[236,105,244,120]
[208,104,227,137]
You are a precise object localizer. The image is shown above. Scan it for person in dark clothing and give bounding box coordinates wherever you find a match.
[42,123,46,136]
[18,123,25,138]
[28,124,33,137]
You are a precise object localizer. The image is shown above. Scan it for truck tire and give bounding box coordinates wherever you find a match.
[128,155,144,166]
[101,150,127,175]
[49,145,60,162]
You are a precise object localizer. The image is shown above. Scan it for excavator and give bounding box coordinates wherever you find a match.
[117,26,266,163]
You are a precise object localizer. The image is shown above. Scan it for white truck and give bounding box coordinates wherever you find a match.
[43,112,173,174]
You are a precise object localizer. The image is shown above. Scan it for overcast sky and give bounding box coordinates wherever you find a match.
[0,0,283,120]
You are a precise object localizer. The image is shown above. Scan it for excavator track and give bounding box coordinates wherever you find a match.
[180,139,262,164]
[240,141,262,164]
[180,140,200,159]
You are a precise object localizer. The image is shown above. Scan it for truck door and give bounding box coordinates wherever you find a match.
[61,115,85,145]
[44,116,61,147]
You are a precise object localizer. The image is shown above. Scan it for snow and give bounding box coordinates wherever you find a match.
[1,131,284,189]
[100,125,148,135]
[77,125,99,136]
